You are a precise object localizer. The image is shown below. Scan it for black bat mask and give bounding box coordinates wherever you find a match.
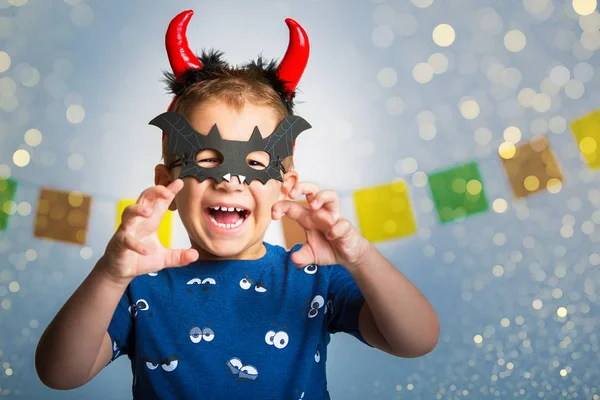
[149,111,311,185]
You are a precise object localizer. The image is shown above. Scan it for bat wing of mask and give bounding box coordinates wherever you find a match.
[149,111,207,162]
[259,115,312,182]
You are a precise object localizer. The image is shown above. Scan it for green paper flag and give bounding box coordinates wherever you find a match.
[428,162,489,224]
[0,178,17,231]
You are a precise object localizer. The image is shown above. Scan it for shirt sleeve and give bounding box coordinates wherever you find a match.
[326,264,372,346]
[106,285,134,365]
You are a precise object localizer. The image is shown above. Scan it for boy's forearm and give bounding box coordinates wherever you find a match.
[35,256,130,389]
[347,239,440,357]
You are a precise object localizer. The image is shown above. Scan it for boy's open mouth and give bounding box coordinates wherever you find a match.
[206,205,251,230]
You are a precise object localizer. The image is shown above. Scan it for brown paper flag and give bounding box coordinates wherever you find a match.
[34,188,92,245]
[500,135,563,199]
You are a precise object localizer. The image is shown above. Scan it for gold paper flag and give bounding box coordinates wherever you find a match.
[500,135,563,199]
[34,188,92,245]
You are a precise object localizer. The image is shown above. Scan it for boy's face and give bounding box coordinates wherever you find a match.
[155,101,298,260]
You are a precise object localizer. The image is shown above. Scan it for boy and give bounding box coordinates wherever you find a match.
[34,10,439,399]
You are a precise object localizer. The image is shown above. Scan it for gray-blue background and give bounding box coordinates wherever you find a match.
[2,0,600,398]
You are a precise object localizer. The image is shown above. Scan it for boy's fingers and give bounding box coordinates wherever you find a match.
[164,248,199,268]
[119,231,147,255]
[289,182,319,199]
[326,218,352,241]
[291,244,315,267]
[121,204,151,231]
[272,200,311,222]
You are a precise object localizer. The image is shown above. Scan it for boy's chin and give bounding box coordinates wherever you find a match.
[196,238,264,260]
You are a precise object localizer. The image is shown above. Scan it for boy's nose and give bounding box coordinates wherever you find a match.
[214,173,246,190]
[223,173,247,184]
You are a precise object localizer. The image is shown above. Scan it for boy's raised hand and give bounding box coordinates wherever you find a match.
[101,179,199,284]
[272,181,369,270]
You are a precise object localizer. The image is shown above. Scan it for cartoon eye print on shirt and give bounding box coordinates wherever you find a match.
[147,272,158,276]
[186,277,216,293]
[303,264,318,274]
[112,340,121,359]
[265,323,289,349]
[142,355,180,372]
[226,357,258,381]
[189,325,215,344]
[128,299,150,318]
[304,295,326,319]
[239,274,267,293]
[314,344,321,363]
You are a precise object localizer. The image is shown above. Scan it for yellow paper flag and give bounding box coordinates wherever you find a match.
[353,180,417,243]
[116,199,172,248]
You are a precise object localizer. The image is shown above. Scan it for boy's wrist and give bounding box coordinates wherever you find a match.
[92,255,133,289]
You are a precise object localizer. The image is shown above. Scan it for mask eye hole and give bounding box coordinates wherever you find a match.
[196,149,223,168]
[246,151,270,170]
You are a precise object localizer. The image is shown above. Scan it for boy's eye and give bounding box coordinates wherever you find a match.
[248,160,266,168]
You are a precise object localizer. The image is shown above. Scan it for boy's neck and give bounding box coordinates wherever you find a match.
[192,240,267,262]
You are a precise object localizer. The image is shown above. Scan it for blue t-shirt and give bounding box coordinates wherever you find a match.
[107,242,369,399]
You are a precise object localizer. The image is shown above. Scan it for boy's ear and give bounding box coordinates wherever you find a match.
[279,170,299,201]
[154,164,178,211]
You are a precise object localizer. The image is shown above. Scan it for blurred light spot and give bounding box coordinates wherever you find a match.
[532,93,551,112]
[532,299,543,309]
[499,142,516,159]
[547,178,562,193]
[518,88,536,107]
[492,265,505,276]
[0,51,10,73]
[19,65,40,87]
[504,30,526,52]
[24,128,42,147]
[66,104,85,124]
[385,97,404,115]
[372,25,394,48]
[377,67,398,88]
[67,153,84,171]
[412,171,428,187]
[68,191,84,207]
[557,306,568,317]
[475,127,492,145]
[413,62,433,83]
[71,3,94,27]
[419,123,436,140]
[474,334,483,344]
[8,281,19,292]
[579,136,597,154]
[411,0,433,7]
[524,175,540,191]
[493,198,508,213]
[549,65,570,86]
[549,116,567,133]
[503,126,522,143]
[428,53,448,74]
[565,79,585,99]
[573,0,597,16]
[17,201,31,216]
[12,149,30,167]
[460,99,480,119]
[432,24,455,47]
[466,180,482,195]
[80,247,93,259]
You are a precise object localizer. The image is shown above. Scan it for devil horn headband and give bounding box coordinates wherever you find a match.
[164,10,310,113]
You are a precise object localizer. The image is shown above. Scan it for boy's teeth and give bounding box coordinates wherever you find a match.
[208,214,244,229]
[235,208,242,212]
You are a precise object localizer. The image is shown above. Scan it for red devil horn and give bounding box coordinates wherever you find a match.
[166,10,203,82]
[276,18,310,98]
